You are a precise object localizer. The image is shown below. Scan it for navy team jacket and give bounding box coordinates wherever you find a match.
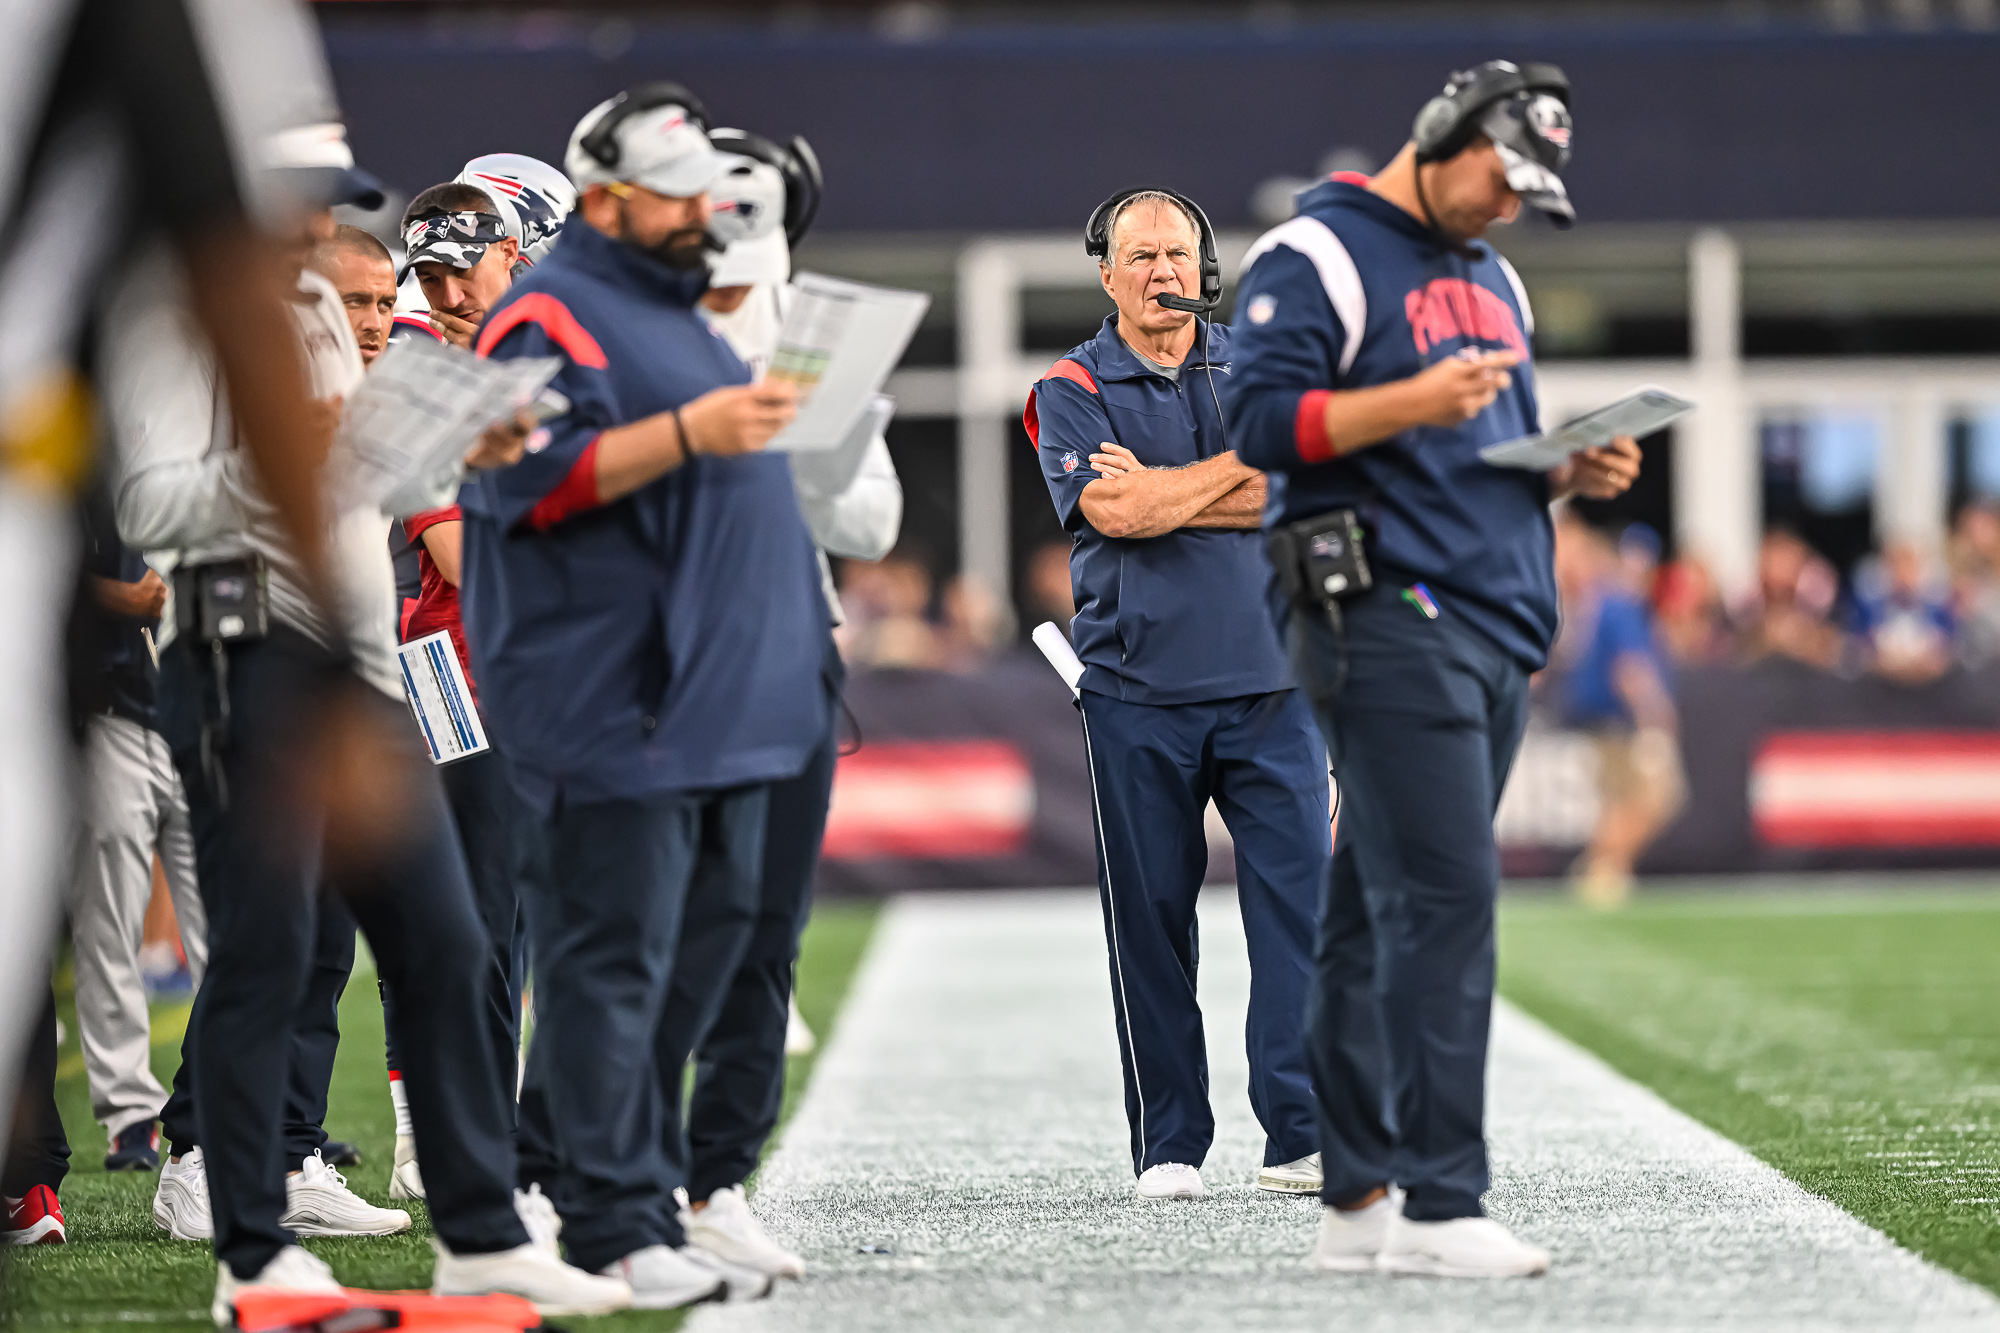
[1026,315,1291,706]
[461,217,827,811]
[1224,177,1558,671]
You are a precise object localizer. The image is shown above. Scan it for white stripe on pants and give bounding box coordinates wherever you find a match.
[67,712,206,1139]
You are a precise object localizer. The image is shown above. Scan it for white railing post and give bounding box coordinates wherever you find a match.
[1879,388,1949,559]
[955,241,1021,632]
[1680,228,1758,598]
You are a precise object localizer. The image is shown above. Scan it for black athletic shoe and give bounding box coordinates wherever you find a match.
[105,1121,161,1173]
[320,1141,363,1168]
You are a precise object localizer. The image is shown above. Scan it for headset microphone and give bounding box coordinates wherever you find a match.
[1153,292,1211,314]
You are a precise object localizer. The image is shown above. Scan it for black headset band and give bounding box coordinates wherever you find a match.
[1414,60,1569,164]
[708,127,825,246]
[1084,186,1222,311]
[580,81,711,171]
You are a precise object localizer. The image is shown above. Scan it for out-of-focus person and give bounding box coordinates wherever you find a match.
[1651,556,1729,665]
[836,551,942,668]
[3,994,68,1245]
[1853,540,1955,685]
[464,82,821,1309]
[109,121,626,1323]
[1734,528,1843,669]
[1950,502,2000,667]
[0,0,332,1162]
[1025,537,1078,633]
[670,124,897,1282]
[66,486,207,1174]
[938,574,1006,670]
[310,226,397,365]
[1549,512,1685,908]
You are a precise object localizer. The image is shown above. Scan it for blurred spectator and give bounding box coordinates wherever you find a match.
[1024,538,1077,634]
[1949,503,2000,667]
[1616,522,1662,599]
[836,551,941,668]
[938,575,1006,670]
[1733,528,1843,669]
[1550,512,1685,908]
[1651,557,1729,665]
[1852,540,1955,685]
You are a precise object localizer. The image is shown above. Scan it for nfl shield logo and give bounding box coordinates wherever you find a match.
[1063,454,1080,473]
[1248,293,1278,325]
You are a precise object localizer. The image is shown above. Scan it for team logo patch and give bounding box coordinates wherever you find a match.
[1528,94,1572,148]
[1062,453,1080,473]
[1247,293,1278,325]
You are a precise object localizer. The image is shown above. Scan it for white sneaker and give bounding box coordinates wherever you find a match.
[154,1148,213,1241]
[210,1243,342,1326]
[784,997,816,1057]
[1257,1152,1323,1195]
[388,1135,426,1201]
[282,1151,411,1237]
[433,1241,631,1317]
[515,1184,562,1260]
[1377,1213,1551,1278]
[599,1244,726,1310]
[1135,1163,1205,1200]
[1309,1189,1402,1273]
[682,1185,804,1280]
[682,1244,775,1302]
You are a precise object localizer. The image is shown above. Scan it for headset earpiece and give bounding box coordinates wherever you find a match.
[1411,60,1568,165]
[581,81,711,171]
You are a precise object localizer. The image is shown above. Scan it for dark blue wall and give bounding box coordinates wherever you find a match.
[324,16,1999,230]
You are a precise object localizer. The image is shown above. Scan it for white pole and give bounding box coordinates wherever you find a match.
[1878,388,1949,561]
[956,241,1019,631]
[1680,228,1758,598]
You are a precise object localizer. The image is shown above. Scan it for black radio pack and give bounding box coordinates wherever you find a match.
[1266,508,1373,612]
[173,555,270,646]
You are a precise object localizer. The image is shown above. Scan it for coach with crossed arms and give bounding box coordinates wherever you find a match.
[1027,188,1330,1203]
[1227,61,1642,1277]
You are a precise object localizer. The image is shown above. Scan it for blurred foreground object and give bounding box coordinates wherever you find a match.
[0,0,329,1174]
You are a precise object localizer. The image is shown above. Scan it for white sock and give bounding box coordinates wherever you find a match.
[389,1074,414,1139]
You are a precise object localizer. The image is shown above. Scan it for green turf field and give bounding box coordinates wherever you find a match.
[2,899,880,1333]
[1498,880,2000,1297]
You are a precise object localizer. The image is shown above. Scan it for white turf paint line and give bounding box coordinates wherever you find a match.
[693,891,2000,1333]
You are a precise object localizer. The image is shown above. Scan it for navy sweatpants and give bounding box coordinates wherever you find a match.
[670,643,843,1202]
[1078,688,1328,1175]
[517,784,769,1274]
[1287,578,1530,1221]
[158,628,528,1278]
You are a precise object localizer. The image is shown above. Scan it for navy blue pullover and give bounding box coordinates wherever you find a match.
[1224,178,1558,670]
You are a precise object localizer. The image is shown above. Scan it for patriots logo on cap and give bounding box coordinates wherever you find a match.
[1528,95,1571,148]
[1062,454,1080,473]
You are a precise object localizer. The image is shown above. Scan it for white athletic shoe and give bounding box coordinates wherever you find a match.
[154,1148,213,1241]
[784,997,816,1057]
[1309,1189,1402,1273]
[599,1244,726,1310]
[515,1184,562,1260]
[211,1243,342,1326]
[1135,1163,1205,1200]
[682,1244,775,1302]
[388,1135,426,1201]
[432,1240,632,1317]
[282,1151,411,1237]
[1257,1152,1323,1195]
[682,1185,805,1280]
[1377,1213,1551,1278]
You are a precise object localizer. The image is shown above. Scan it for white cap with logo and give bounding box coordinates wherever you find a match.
[565,91,723,199]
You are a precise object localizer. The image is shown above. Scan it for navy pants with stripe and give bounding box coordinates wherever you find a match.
[1286,577,1530,1221]
[1079,688,1327,1175]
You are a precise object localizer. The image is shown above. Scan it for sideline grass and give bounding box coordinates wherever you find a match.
[3,899,880,1332]
[1498,882,2000,1296]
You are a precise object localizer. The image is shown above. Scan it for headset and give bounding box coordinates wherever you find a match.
[1412,60,1569,165]
[1083,186,1231,451]
[707,128,825,247]
[578,81,711,172]
[1085,186,1221,315]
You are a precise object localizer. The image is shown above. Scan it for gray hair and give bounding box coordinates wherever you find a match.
[1102,191,1200,266]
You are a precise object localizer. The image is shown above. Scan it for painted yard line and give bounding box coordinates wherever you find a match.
[695,891,2000,1333]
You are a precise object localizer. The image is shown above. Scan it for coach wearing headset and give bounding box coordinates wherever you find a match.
[1026,189,1329,1203]
[1228,62,1641,1278]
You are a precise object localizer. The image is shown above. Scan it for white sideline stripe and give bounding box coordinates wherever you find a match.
[1238,215,1366,376]
[694,893,2000,1333]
